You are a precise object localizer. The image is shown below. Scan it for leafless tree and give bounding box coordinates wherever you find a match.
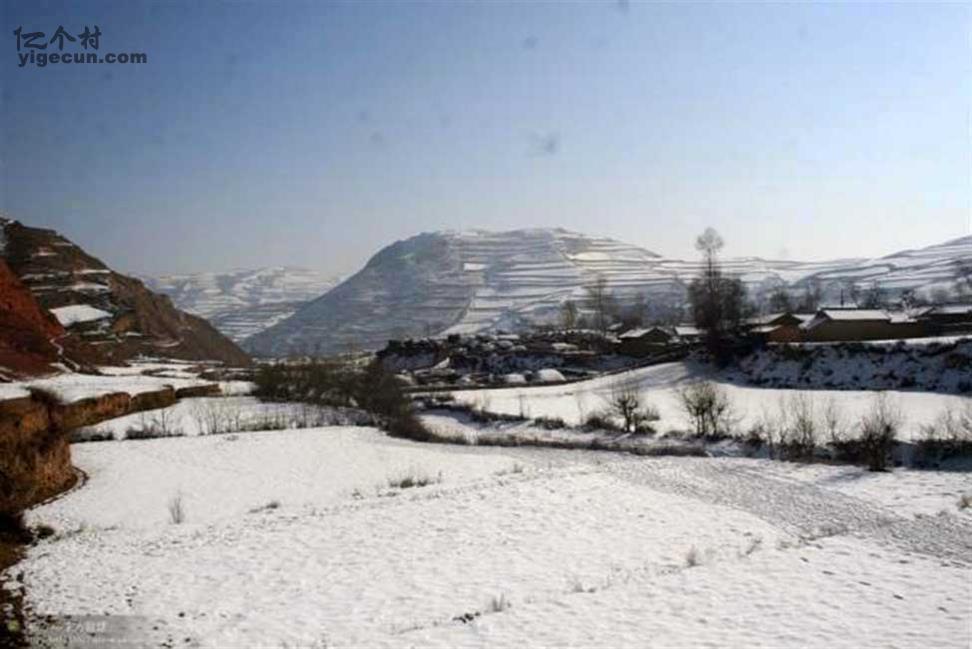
[585,275,614,333]
[561,299,578,329]
[606,383,659,433]
[677,380,733,438]
[859,393,903,471]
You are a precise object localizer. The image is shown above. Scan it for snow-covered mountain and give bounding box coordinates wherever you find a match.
[245,228,923,357]
[799,235,972,300]
[144,267,340,342]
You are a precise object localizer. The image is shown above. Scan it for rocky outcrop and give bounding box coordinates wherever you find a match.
[0,260,64,376]
[0,218,250,367]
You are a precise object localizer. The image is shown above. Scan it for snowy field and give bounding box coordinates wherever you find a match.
[8,426,972,648]
[449,362,972,441]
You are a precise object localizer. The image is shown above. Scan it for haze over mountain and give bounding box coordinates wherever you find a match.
[144,268,341,343]
[240,228,972,357]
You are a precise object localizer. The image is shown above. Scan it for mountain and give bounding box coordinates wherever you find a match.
[798,235,972,300]
[0,218,250,367]
[244,228,877,356]
[143,267,340,342]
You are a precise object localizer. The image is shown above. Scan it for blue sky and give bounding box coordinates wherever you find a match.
[2,1,969,275]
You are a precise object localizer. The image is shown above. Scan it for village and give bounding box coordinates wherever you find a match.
[378,304,972,389]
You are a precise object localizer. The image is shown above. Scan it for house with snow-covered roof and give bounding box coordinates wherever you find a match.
[916,305,972,335]
[799,309,925,342]
[617,326,675,356]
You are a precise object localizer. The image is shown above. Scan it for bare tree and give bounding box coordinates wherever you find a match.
[677,380,733,438]
[858,393,903,471]
[621,292,649,328]
[797,279,822,312]
[859,282,887,309]
[561,299,578,330]
[585,275,614,333]
[606,383,659,433]
[768,287,793,313]
[688,228,749,356]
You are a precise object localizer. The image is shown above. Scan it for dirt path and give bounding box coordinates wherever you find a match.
[606,456,972,565]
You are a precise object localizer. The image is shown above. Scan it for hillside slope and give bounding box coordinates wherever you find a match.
[144,267,340,342]
[801,235,972,299]
[247,229,972,357]
[0,259,65,376]
[0,218,250,367]
[244,228,862,356]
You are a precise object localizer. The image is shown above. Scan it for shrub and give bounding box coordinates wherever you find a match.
[167,493,186,524]
[70,428,114,443]
[858,393,902,471]
[583,412,623,432]
[780,393,817,461]
[685,546,701,567]
[606,384,660,434]
[386,469,442,490]
[821,398,846,445]
[677,381,733,439]
[532,416,567,430]
[125,427,185,441]
[249,500,281,514]
[489,593,511,613]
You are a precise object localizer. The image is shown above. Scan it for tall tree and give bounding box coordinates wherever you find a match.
[688,228,749,356]
[797,280,822,312]
[560,299,578,329]
[768,287,793,313]
[585,276,614,333]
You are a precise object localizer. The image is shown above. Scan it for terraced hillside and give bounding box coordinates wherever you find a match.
[247,229,972,357]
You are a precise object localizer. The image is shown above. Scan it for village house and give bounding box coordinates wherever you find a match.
[617,326,675,356]
[747,312,813,343]
[799,309,925,342]
[916,304,972,335]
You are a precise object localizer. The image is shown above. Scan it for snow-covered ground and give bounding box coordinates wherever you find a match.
[449,361,971,441]
[0,372,213,404]
[48,304,112,326]
[9,427,971,647]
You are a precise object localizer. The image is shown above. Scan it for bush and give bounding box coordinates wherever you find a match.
[387,469,442,490]
[677,381,733,439]
[606,384,660,434]
[532,416,567,430]
[858,393,902,472]
[125,409,184,440]
[583,412,623,432]
[125,427,185,441]
[167,493,186,524]
[70,428,114,443]
[779,393,817,461]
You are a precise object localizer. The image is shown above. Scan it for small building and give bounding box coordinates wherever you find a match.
[800,309,926,342]
[748,312,813,343]
[916,305,972,335]
[617,326,674,356]
[673,325,703,343]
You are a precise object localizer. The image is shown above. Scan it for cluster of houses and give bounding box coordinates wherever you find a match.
[380,305,972,387]
[615,305,972,355]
